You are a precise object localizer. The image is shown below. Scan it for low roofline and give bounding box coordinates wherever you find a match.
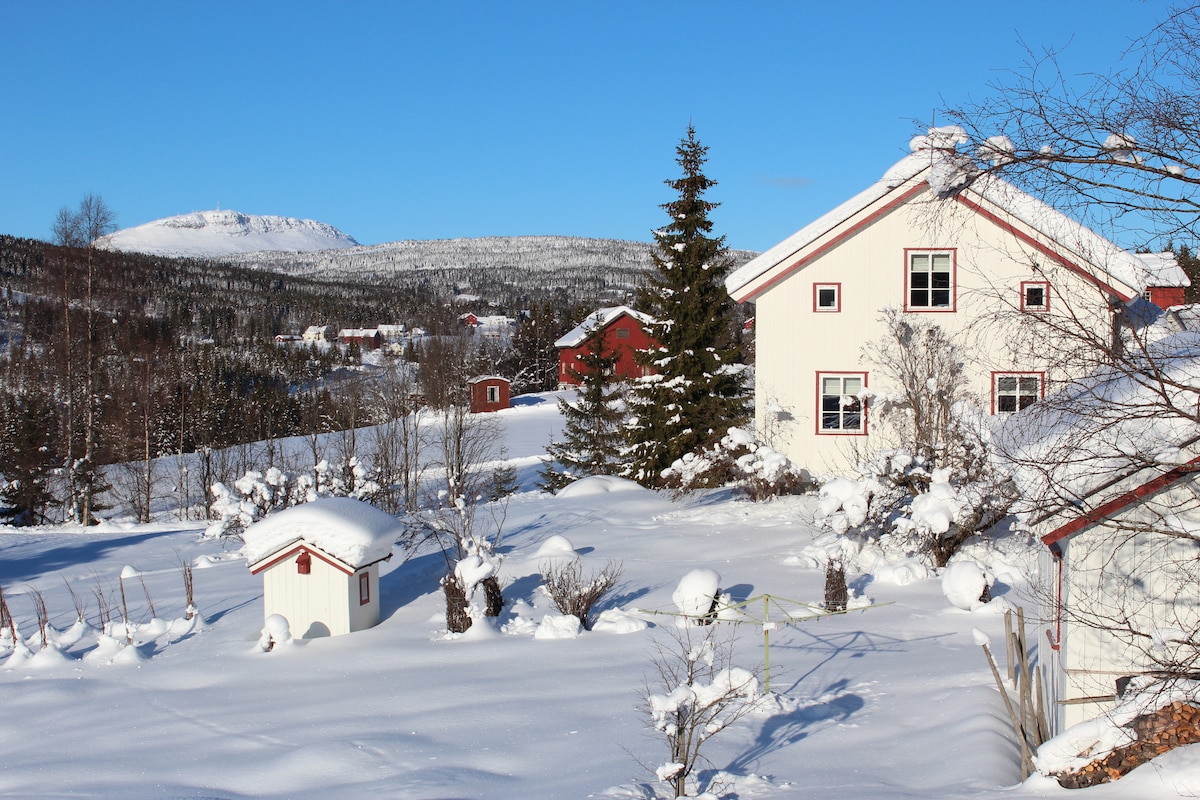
[248,541,393,576]
[1040,453,1200,547]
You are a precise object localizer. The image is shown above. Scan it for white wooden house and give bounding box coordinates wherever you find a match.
[999,327,1200,733]
[243,497,398,639]
[724,127,1188,474]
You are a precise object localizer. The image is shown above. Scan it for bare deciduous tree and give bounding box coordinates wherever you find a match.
[638,626,760,798]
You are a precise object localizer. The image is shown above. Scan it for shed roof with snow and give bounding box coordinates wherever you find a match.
[243,496,399,573]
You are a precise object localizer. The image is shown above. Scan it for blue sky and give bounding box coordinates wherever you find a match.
[0,1,1172,252]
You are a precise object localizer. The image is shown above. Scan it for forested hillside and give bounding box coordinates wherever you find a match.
[0,233,754,526]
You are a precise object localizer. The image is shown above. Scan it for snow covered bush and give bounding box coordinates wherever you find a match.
[661,427,812,500]
[540,558,623,631]
[814,449,1014,568]
[640,626,761,798]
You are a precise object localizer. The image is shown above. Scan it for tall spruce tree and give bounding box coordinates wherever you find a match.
[540,327,627,491]
[625,125,750,486]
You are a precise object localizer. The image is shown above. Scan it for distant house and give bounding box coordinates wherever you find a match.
[468,376,511,413]
[338,328,383,350]
[554,306,657,388]
[243,497,398,639]
[302,325,329,343]
[273,333,303,344]
[459,312,480,327]
[377,324,407,342]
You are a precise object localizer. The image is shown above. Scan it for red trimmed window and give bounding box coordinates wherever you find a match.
[993,372,1042,414]
[359,572,370,605]
[814,282,841,312]
[818,372,866,434]
[905,249,955,311]
[1021,281,1049,312]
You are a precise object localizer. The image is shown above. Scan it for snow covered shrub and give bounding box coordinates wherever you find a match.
[661,427,812,499]
[672,568,722,626]
[815,449,1014,568]
[640,626,761,798]
[540,558,623,631]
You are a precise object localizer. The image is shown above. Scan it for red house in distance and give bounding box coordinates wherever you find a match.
[554,306,657,388]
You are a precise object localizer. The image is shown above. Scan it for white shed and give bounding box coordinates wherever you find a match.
[243,497,398,639]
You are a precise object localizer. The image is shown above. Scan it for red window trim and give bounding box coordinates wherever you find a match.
[990,371,1045,415]
[813,282,842,313]
[1020,280,1050,312]
[815,371,869,436]
[359,572,370,605]
[903,248,957,313]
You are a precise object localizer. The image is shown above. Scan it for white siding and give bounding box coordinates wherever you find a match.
[261,552,353,638]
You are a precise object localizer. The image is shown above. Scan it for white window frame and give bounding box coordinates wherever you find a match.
[486,385,500,404]
[1021,281,1050,312]
[818,372,866,434]
[814,282,841,312]
[905,249,956,311]
[993,372,1042,414]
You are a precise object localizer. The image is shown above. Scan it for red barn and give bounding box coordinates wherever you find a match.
[554,306,657,387]
[468,376,510,413]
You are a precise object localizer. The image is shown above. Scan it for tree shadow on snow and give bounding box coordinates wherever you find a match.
[0,528,183,584]
[379,550,448,619]
[717,685,866,780]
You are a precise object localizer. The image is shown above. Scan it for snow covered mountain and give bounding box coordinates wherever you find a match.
[97,209,360,257]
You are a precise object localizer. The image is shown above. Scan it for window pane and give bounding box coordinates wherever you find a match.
[823,377,842,396]
[932,290,950,306]
[818,288,837,307]
[998,395,1016,413]
[1026,286,1045,307]
[910,253,929,271]
[1019,377,1039,393]
[931,272,950,288]
[822,413,841,429]
[997,376,1016,392]
[843,411,861,429]
[843,377,861,395]
[910,271,930,289]
[932,253,951,271]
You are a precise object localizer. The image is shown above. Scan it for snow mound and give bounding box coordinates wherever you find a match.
[97,209,360,257]
[241,497,399,568]
[534,614,583,639]
[591,609,650,634]
[941,559,993,611]
[535,534,577,557]
[555,475,647,498]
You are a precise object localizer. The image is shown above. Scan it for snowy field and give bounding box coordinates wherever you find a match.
[2,394,1199,799]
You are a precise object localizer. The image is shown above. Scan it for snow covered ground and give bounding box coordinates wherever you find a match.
[2,395,1198,799]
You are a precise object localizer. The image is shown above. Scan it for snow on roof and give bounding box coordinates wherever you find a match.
[1133,251,1189,288]
[997,329,1200,513]
[468,375,509,384]
[242,497,399,569]
[554,306,654,349]
[725,128,1180,299]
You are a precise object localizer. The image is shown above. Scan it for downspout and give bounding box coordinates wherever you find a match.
[1046,541,1063,651]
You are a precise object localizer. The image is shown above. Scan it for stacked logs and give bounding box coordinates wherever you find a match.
[1055,701,1200,788]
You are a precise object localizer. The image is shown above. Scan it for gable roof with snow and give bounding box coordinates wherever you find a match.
[725,127,1187,303]
[242,497,399,571]
[554,305,655,349]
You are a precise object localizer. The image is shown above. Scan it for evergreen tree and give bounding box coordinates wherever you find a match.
[541,328,627,491]
[625,125,750,486]
[0,390,60,526]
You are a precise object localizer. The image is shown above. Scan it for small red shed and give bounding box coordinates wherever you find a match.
[468,376,510,413]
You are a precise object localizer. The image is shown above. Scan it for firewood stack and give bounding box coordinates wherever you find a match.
[1054,701,1200,788]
